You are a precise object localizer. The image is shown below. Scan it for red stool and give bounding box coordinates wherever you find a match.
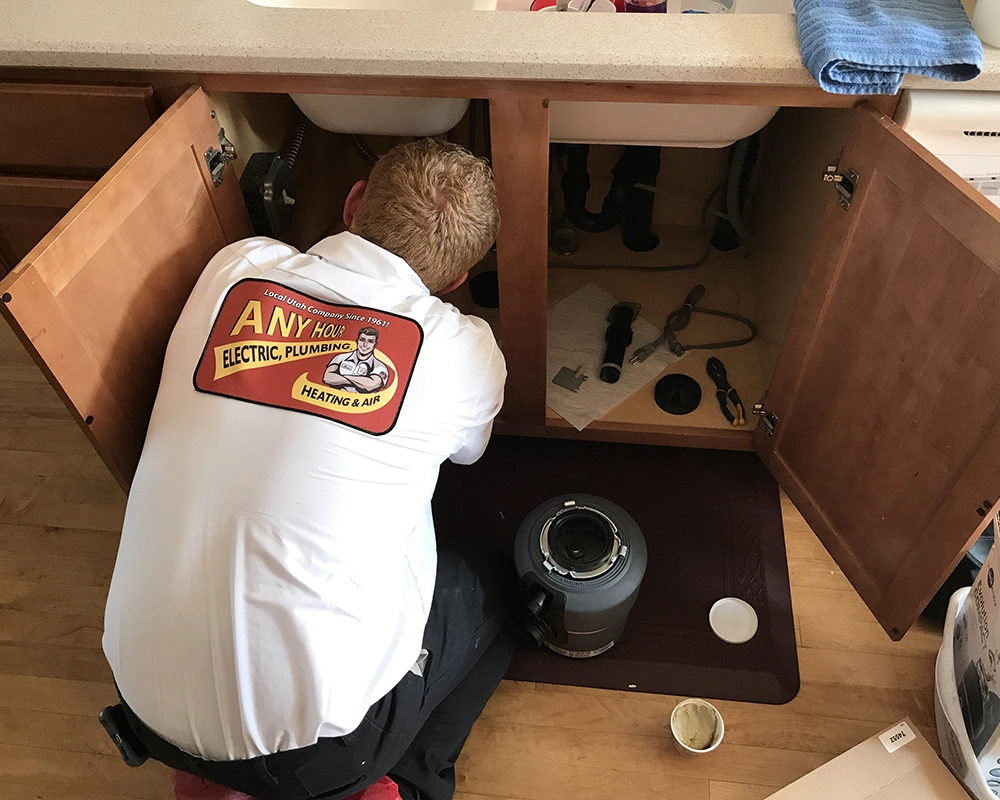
[172,770,402,800]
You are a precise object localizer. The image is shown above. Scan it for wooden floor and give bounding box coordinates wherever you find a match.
[0,319,944,800]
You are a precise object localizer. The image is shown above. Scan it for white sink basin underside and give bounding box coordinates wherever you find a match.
[549,102,779,148]
[290,94,473,138]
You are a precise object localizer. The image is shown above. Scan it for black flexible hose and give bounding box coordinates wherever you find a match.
[283,116,309,172]
[350,134,379,166]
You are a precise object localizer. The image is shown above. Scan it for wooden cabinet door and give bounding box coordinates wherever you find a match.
[755,103,1000,641]
[0,87,252,490]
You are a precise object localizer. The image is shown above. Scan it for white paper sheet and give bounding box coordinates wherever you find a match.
[546,283,680,430]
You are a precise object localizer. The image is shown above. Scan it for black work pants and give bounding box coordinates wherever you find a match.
[121,547,518,800]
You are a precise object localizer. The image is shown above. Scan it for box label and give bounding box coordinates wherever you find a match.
[879,721,915,754]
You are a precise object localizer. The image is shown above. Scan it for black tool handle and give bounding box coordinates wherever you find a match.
[706,356,731,390]
[99,704,150,767]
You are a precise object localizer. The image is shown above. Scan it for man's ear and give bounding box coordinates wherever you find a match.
[438,271,469,296]
[343,180,367,228]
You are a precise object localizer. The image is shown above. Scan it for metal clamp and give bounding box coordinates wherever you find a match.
[205,127,237,187]
[752,401,777,436]
[823,160,859,211]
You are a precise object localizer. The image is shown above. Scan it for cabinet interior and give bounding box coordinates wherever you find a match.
[534,106,857,443]
[214,91,857,446]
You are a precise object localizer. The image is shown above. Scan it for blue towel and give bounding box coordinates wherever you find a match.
[793,0,984,94]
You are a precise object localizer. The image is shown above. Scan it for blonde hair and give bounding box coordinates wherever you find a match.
[350,139,500,294]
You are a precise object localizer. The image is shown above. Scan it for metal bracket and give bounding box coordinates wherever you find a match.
[823,160,859,211]
[752,401,777,436]
[204,127,237,187]
[552,365,588,393]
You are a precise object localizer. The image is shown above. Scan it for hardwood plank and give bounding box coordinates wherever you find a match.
[894,654,938,692]
[0,449,111,480]
[464,721,826,787]
[455,794,531,800]
[0,523,121,559]
[456,747,712,800]
[788,559,855,592]
[0,705,118,757]
[0,408,94,430]
[484,681,912,755]
[3,786,161,800]
[786,682,934,728]
[796,649,898,689]
[455,794,532,800]
[0,642,113,683]
[0,576,109,616]
[0,495,125,531]
[0,742,174,799]
[779,503,836,563]
[0,674,117,717]
[797,615,942,659]
[710,782,778,800]
[0,381,69,409]
[0,607,104,649]
[0,473,125,507]
[0,424,95,455]
[791,586,878,623]
[0,549,115,587]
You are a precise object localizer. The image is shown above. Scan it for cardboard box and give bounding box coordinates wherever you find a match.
[953,511,1000,781]
[764,720,970,799]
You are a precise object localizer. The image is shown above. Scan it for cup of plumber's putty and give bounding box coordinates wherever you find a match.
[669,698,725,757]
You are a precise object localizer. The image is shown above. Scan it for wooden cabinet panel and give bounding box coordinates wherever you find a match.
[0,177,95,272]
[0,87,252,490]
[0,83,157,176]
[490,93,551,425]
[756,103,1000,640]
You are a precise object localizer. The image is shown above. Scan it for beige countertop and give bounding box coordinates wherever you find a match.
[1,0,998,91]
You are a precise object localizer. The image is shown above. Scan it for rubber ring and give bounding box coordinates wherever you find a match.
[654,374,702,415]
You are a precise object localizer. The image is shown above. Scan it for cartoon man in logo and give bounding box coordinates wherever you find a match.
[323,326,390,394]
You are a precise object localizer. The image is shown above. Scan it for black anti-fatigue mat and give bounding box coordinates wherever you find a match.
[432,436,799,704]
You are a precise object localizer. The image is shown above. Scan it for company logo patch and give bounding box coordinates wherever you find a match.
[193,279,423,435]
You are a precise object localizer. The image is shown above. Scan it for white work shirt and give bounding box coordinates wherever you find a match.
[103,233,506,760]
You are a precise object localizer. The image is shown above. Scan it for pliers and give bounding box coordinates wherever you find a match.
[706,357,745,427]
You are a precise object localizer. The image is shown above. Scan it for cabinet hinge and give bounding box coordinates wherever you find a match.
[205,128,237,187]
[752,400,777,436]
[822,160,859,211]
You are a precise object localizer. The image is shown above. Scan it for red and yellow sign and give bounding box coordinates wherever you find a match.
[193,279,423,435]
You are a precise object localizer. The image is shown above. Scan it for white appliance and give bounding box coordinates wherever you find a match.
[897,90,1000,208]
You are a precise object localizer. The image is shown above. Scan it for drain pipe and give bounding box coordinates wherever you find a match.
[724,136,754,244]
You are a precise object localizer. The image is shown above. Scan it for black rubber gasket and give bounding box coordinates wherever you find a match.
[654,373,702,416]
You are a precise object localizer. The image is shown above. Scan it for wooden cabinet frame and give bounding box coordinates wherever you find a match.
[2,70,996,643]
